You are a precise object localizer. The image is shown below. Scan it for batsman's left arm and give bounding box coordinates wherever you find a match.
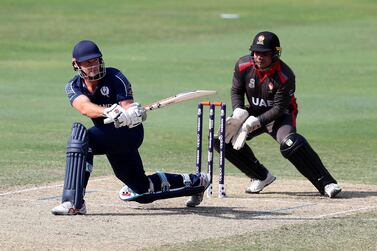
[72,95,106,118]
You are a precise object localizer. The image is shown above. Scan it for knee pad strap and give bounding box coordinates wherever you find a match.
[157,171,171,192]
[181,174,192,187]
[280,133,307,158]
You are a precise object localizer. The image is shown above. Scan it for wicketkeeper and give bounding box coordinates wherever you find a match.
[215,31,341,198]
[52,40,209,215]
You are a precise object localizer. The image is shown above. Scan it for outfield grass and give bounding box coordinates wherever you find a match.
[0,0,376,249]
[1,0,376,187]
[149,211,377,251]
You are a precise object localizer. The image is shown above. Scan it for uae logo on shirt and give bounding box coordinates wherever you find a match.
[100,86,110,97]
[248,78,255,89]
[268,82,274,92]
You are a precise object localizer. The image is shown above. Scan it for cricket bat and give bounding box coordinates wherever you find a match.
[145,90,216,111]
[104,90,217,124]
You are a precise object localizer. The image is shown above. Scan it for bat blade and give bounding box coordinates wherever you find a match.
[145,90,216,111]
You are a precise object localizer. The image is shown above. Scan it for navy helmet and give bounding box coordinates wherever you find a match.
[250,31,282,59]
[73,40,102,62]
[72,40,106,80]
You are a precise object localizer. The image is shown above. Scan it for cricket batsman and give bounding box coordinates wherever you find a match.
[52,40,209,215]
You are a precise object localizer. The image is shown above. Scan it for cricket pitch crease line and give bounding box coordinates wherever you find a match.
[270,202,317,213]
[251,203,316,218]
[248,204,377,220]
[262,205,377,220]
[0,177,111,196]
[314,205,377,219]
[37,190,100,201]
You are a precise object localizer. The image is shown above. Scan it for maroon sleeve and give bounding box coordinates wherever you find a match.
[257,75,295,126]
[231,61,246,110]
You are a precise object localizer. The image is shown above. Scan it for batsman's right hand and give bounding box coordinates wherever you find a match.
[103,104,130,128]
[126,102,147,128]
[225,108,249,143]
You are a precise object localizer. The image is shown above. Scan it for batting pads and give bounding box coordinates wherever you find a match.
[119,173,205,204]
[122,186,205,204]
[62,123,89,209]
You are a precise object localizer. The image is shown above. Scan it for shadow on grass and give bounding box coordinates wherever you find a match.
[261,190,377,199]
[86,201,322,219]
[336,190,377,199]
[86,206,288,219]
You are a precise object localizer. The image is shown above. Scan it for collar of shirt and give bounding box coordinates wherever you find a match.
[80,78,104,95]
[255,61,281,83]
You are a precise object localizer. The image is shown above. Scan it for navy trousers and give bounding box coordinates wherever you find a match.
[84,124,149,194]
[85,124,187,194]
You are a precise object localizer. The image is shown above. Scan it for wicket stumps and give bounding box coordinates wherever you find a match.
[196,101,226,198]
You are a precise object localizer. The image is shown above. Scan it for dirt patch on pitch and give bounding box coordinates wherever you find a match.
[1,176,377,250]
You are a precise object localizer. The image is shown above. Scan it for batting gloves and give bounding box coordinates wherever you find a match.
[103,103,147,128]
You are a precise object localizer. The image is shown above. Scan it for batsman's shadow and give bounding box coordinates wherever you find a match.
[88,206,288,220]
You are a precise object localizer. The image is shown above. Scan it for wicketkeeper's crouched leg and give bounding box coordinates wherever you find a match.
[214,138,269,180]
[280,133,338,195]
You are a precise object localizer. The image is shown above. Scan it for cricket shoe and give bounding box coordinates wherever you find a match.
[324,183,342,198]
[185,173,210,207]
[51,201,86,215]
[119,185,142,202]
[245,171,276,194]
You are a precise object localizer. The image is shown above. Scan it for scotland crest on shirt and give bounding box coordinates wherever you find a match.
[100,86,110,97]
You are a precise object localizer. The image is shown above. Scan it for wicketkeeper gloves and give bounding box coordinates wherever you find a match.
[225,108,249,143]
[232,116,261,150]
